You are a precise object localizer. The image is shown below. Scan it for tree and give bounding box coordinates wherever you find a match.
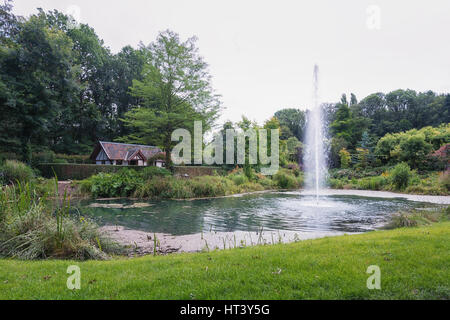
[399,134,432,168]
[0,13,80,159]
[274,108,306,141]
[330,103,353,142]
[120,30,222,168]
[358,130,375,166]
[339,148,351,169]
[330,136,349,168]
[286,137,302,162]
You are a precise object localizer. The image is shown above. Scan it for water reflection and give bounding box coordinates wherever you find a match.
[74,192,440,235]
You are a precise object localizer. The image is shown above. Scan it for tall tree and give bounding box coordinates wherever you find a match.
[0,12,80,159]
[119,30,222,168]
[274,108,306,141]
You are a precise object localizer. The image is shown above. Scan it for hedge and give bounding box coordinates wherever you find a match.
[37,164,221,180]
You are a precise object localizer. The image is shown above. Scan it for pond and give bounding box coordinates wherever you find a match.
[74,191,445,237]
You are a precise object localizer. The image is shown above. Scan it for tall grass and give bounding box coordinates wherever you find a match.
[0,160,35,185]
[0,178,122,260]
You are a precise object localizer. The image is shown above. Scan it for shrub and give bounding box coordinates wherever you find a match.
[339,148,351,169]
[189,176,232,198]
[0,160,35,185]
[438,171,450,192]
[328,178,345,189]
[81,169,143,198]
[133,176,174,199]
[231,174,248,186]
[140,166,171,180]
[390,162,412,190]
[356,148,369,169]
[273,170,299,189]
[133,176,237,199]
[256,174,276,189]
[357,176,388,190]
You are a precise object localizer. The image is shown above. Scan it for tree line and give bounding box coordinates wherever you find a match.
[0,1,221,168]
[272,90,449,170]
[1,0,448,171]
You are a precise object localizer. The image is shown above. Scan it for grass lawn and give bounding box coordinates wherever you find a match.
[0,222,449,300]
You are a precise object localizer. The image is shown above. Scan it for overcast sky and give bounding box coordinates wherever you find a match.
[13,0,450,125]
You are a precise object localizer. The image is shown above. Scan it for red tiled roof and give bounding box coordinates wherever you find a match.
[94,142,163,161]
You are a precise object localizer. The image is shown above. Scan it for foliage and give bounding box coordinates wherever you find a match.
[339,148,351,169]
[375,124,450,168]
[274,108,306,141]
[328,166,449,195]
[140,166,172,180]
[438,171,450,191]
[81,169,143,198]
[82,166,302,199]
[356,148,369,169]
[119,30,222,169]
[273,170,302,189]
[0,160,34,185]
[385,207,449,229]
[389,163,411,190]
[0,181,121,260]
[231,174,249,186]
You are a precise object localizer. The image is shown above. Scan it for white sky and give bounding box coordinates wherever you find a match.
[13,0,450,125]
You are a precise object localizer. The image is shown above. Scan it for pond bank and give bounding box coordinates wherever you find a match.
[100,225,346,256]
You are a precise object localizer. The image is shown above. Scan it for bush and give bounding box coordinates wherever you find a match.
[357,176,388,190]
[189,176,233,198]
[0,182,122,260]
[0,160,35,185]
[231,174,248,186]
[438,171,450,192]
[81,169,143,198]
[273,170,299,189]
[140,166,171,180]
[133,175,237,199]
[256,174,276,189]
[390,162,412,190]
[329,178,345,189]
[339,148,351,169]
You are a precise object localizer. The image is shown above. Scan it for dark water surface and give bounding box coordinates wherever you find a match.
[74,192,442,236]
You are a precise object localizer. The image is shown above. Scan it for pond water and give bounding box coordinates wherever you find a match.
[74,191,444,236]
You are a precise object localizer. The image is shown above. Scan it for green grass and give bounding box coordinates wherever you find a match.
[0,222,449,300]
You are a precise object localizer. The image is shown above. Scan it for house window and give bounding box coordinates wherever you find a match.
[130,160,138,166]
[116,160,123,165]
[101,160,105,165]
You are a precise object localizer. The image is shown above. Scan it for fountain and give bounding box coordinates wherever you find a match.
[303,65,328,202]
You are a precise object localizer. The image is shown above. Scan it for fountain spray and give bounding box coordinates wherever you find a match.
[303,65,327,202]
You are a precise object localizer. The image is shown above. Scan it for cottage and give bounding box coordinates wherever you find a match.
[90,141,165,167]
